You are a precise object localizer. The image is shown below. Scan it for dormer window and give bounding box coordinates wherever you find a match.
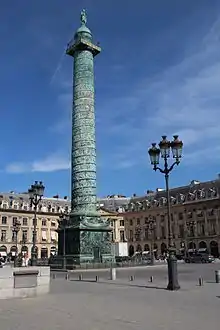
[197,210,203,217]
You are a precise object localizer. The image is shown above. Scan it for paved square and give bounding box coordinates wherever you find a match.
[0,265,220,330]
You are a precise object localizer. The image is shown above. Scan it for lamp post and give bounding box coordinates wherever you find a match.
[148,135,183,291]
[28,181,45,266]
[186,220,196,252]
[13,219,21,267]
[58,207,69,270]
[145,217,156,265]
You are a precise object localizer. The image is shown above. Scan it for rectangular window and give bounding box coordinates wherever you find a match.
[23,205,28,210]
[41,231,47,241]
[51,231,56,241]
[144,228,148,240]
[22,230,28,242]
[160,215,165,221]
[12,231,16,242]
[179,213,183,220]
[120,220,124,227]
[12,217,17,226]
[137,218,140,225]
[23,218,28,226]
[187,212,193,219]
[129,219,133,226]
[1,230,6,242]
[129,230,133,241]
[1,216,7,225]
[42,219,47,226]
[120,231,125,242]
[179,224,184,238]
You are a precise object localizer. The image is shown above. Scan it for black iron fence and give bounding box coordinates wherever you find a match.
[48,256,153,270]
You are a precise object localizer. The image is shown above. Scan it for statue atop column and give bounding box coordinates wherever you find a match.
[80,9,87,26]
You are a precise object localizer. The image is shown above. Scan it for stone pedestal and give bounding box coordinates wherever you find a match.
[0,266,50,299]
[58,226,114,265]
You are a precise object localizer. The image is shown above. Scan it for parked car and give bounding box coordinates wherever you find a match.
[184,252,213,263]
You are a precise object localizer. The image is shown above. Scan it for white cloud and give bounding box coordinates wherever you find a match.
[5,153,70,174]
[105,17,220,168]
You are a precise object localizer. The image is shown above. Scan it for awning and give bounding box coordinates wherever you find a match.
[188,249,196,253]
[0,252,7,256]
[198,248,207,252]
[50,246,57,255]
[51,231,56,240]
[41,231,47,240]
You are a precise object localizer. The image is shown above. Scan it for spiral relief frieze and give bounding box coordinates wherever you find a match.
[71,46,97,214]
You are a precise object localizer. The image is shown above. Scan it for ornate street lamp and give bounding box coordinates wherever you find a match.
[28,181,45,266]
[148,135,183,291]
[145,217,156,265]
[58,207,69,270]
[13,219,21,267]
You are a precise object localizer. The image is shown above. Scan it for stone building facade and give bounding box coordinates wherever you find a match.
[99,207,126,243]
[0,192,127,259]
[123,178,220,258]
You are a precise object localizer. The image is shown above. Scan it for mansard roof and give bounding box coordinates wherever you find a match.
[126,178,220,212]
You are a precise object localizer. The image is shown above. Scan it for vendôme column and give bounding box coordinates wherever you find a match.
[64,9,114,264]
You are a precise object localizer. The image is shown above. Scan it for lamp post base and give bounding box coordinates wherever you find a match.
[151,255,154,265]
[30,259,37,266]
[63,256,66,270]
[30,252,37,266]
[167,252,180,291]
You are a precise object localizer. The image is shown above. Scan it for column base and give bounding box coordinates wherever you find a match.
[57,215,115,267]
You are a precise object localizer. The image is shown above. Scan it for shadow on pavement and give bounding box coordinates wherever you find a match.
[69,278,166,290]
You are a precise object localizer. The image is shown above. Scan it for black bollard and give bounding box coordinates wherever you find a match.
[215,270,220,283]
[78,274,83,281]
[149,276,153,283]
[95,275,99,282]
[130,275,134,281]
[52,273,56,279]
[65,273,69,280]
[198,277,204,286]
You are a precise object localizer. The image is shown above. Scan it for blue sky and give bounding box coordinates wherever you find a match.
[1,0,220,198]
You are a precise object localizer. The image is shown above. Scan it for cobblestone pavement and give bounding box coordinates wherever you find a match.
[0,269,220,330]
[53,261,220,284]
